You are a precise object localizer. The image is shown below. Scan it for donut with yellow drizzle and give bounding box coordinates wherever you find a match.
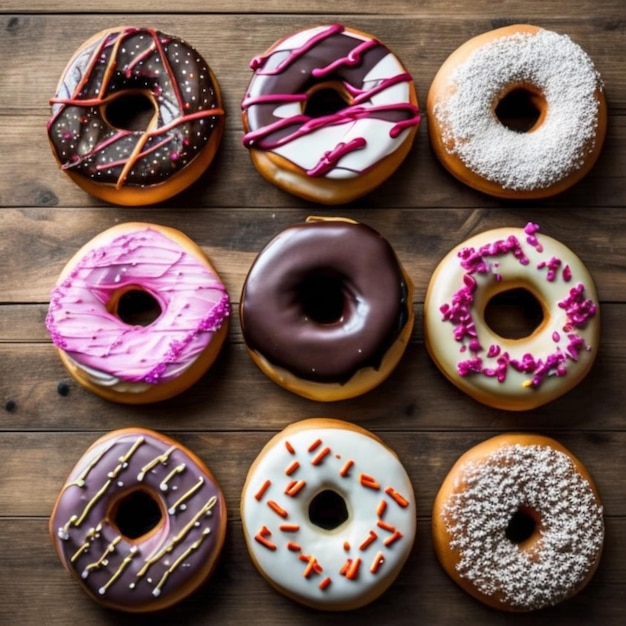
[240,418,416,610]
[49,428,227,612]
[47,27,224,205]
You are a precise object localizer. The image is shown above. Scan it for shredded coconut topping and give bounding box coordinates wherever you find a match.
[442,443,604,610]
[433,29,603,190]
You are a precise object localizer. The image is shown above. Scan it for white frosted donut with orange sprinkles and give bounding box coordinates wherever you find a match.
[240,418,416,610]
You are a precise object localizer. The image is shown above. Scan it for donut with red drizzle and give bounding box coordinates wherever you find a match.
[240,418,416,610]
[242,24,420,204]
[424,223,600,410]
[239,216,414,401]
[47,27,224,205]
[50,428,227,612]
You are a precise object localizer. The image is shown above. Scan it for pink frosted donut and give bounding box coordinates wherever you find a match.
[45,223,230,403]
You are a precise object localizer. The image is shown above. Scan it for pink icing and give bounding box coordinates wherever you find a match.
[45,227,230,384]
[439,223,597,389]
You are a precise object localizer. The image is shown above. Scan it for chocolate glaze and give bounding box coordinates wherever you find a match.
[240,219,410,383]
[242,24,419,155]
[48,28,223,188]
[50,429,225,610]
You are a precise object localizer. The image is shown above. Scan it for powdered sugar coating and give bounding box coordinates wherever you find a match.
[432,29,603,191]
[441,443,604,610]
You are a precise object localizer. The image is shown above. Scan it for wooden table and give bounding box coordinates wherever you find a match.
[1,2,624,624]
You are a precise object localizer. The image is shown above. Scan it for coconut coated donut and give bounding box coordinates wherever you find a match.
[240,216,414,401]
[242,24,420,204]
[432,433,604,611]
[47,27,225,205]
[45,222,230,404]
[240,418,416,610]
[427,25,606,199]
[424,223,599,410]
[50,428,227,612]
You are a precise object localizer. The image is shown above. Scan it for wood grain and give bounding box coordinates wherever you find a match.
[0,3,624,624]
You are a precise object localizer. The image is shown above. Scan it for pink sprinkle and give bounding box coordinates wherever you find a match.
[563,265,572,282]
[552,331,561,342]
[487,344,501,358]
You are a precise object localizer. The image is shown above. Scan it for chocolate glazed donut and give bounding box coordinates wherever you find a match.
[47,27,224,205]
[240,217,414,401]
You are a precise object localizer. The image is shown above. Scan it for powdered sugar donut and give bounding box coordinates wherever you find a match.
[432,433,604,611]
[240,418,416,610]
[427,25,606,199]
[46,222,230,404]
[242,24,420,204]
[424,223,599,410]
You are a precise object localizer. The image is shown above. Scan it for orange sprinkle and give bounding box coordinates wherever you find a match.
[376,500,388,518]
[299,554,322,578]
[308,438,322,452]
[385,486,409,508]
[360,473,381,490]
[267,500,288,518]
[370,552,385,574]
[285,460,300,476]
[311,446,331,466]
[346,557,362,580]
[254,479,271,501]
[383,530,404,547]
[359,530,378,551]
[285,441,296,455]
[279,523,300,532]
[287,541,301,551]
[254,526,276,551]
[339,459,354,477]
[319,576,332,590]
[377,519,396,533]
[285,479,306,497]
[339,559,352,576]
[343,541,351,552]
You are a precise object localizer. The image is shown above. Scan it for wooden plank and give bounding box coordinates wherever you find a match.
[1,15,623,115]
[0,516,622,625]
[0,334,623,432]
[0,207,625,303]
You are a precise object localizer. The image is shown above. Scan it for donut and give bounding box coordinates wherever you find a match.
[432,433,604,611]
[47,27,225,206]
[239,216,414,401]
[423,223,599,410]
[427,24,607,199]
[49,427,227,612]
[45,222,230,404]
[240,418,416,610]
[241,24,420,204]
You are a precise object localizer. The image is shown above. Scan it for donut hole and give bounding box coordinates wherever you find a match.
[111,489,163,540]
[298,271,347,325]
[304,84,351,118]
[104,91,157,132]
[308,489,349,531]
[495,87,546,133]
[484,288,544,339]
[505,507,538,545]
[113,288,162,327]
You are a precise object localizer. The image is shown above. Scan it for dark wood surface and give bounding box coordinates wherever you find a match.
[1,4,624,624]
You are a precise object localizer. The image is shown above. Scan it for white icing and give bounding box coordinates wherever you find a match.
[431,29,603,191]
[440,441,604,610]
[65,356,152,393]
[241,423,416,608]
[424,226,600,410]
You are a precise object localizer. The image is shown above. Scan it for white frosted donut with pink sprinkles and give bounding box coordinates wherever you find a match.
[240,418,416,610]
[46,222,230,404]
[424,223,599,410]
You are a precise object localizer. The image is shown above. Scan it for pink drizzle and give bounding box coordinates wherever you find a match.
[46,227,230,384]
[440,223,597,389]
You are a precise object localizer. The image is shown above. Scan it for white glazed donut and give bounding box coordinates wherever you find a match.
[424,223,600,410]
[432,433,604,611]
[242,24,420,204]
[427,24,607,199]
[240,418,416,610]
